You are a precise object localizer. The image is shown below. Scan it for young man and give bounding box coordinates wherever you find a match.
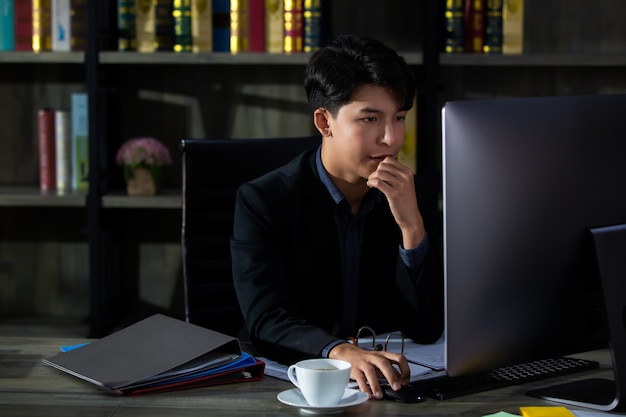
[231,34,443,399]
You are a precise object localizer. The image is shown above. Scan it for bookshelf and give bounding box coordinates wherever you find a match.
[2,0,626,337]
[430,0,626,179]
[85,0,429,336]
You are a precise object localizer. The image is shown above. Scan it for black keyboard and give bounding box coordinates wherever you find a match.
[409,357,599,400]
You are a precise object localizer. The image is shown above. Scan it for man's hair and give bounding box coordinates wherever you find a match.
[303,34,416,116]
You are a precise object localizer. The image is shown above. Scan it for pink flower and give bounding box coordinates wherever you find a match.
[116,137,172,167]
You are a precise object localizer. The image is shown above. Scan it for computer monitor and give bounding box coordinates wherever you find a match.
[442,93,626,410]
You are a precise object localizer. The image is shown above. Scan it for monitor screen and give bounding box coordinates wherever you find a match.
[441,94,626,379]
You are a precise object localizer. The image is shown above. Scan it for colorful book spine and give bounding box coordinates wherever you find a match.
[464,0,484,53]
[69,0,86,50]
[71,93,88,191]
[230,0,249,53]
[118,0,136,51]
[135,0,155,52]
[502,0,523,54]
[264,0,282,53]
[484,0,503,53]
[282,0,301,53]
[51,0,69,51]
[55,110,71,192]
[247,0,264,52]
[303,0,326,52]
[13,0,32,50]
[173,0,192,52]
[191,0,211,52]
[154,0,173,51]
[38,108,56,191]
[0,0,15,51]
[32,0,52,52]
[444,0,464,53]
[398,96,417,174]
[212,0,230,52]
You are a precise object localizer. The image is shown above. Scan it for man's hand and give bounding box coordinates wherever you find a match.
[328,342,410,400]
[367,156,425,249]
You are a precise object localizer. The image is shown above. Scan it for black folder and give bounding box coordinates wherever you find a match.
[43,314,259,394]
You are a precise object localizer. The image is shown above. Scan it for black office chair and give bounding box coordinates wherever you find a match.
[180,137,321,337]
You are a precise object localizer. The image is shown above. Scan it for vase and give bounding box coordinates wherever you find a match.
[126,166,160,196]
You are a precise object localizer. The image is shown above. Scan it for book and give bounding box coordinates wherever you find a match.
[502,0,523,54]
[464,0,484,53]
[32,0,52,52]
[247,0,264,52]
[154,0,173,51]
[135,0,155,52]
[399,96,417,174]
[67,0,86,50]
[483,0,503,53]
[212,0,229,52]
[0,0,15,51]
[264,0,282,53]
[51,0,69,50]
[71,92,88,191]
[282,0,302,53]
[54,109,71,192]
[13,0,31,50]
[444,0,464,53]
[229,0,264,53]
[229,0,249,53]
[445,0,465,53]
[43,314,263,395]
[118,0,136,51]
[191,0,211,52]
[37,108,56,191]
[51,0,86,51]
[303,0,327,52]
[173,0,192,52]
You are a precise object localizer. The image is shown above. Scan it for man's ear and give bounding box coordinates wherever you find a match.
[313,108,332,137]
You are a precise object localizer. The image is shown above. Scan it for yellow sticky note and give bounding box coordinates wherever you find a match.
[520,406,575,417]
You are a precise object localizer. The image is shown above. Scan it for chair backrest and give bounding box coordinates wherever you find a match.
[180,137,321,337]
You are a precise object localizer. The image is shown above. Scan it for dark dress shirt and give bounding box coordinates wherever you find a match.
[314,147,430,355]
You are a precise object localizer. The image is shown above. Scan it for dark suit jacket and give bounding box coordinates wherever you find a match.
[231,149,443,364]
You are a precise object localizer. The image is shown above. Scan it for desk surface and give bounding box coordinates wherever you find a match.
[0,336,619,417]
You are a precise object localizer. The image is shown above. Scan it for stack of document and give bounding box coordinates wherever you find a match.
[44,314,265,395]
[262,332,445,383]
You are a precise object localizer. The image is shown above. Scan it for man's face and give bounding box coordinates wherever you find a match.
[321,84,407,185]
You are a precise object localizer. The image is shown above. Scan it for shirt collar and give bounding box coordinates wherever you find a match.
[316,146,344,205]
[315,146,384,207]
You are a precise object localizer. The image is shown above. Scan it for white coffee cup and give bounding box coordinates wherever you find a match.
[287,358,351,407]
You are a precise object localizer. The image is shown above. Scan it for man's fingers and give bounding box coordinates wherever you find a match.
[354,376,373,399]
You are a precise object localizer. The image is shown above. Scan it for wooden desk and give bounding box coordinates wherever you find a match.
[0,336,618,416]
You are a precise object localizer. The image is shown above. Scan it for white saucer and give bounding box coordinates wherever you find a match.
[277,388,368,415]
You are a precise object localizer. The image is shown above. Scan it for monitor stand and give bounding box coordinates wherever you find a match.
[527,224,626,411]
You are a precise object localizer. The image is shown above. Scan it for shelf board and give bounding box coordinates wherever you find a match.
[0,51,84,64]
[100,51,313,65]
[99,51,423,66]
[102,189,181,209]
[440,53,626,67]
[0,186,86,207]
